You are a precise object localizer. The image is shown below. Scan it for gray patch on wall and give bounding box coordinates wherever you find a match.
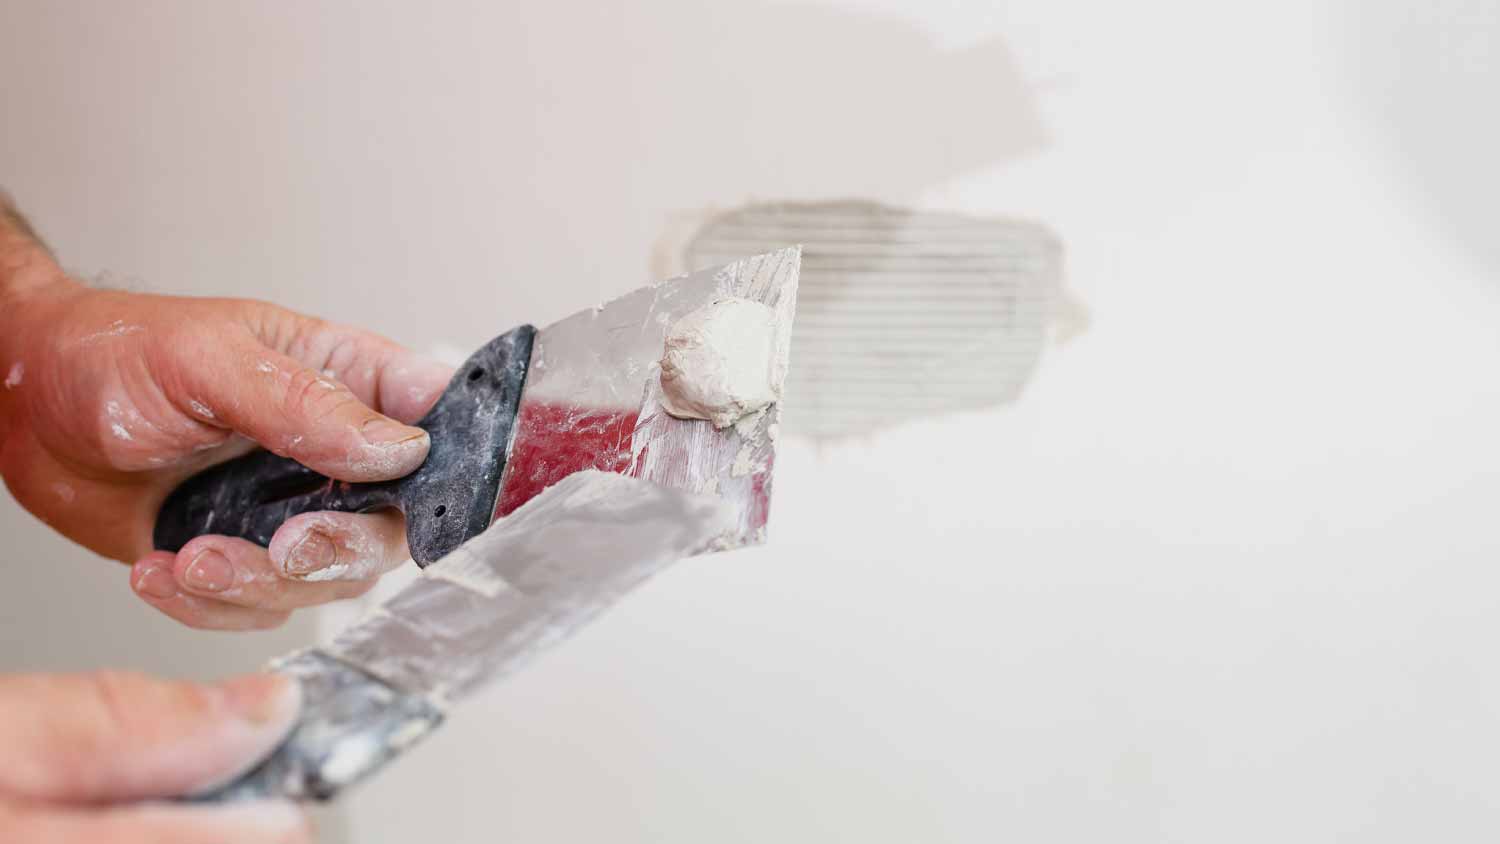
[675,201,1067,439]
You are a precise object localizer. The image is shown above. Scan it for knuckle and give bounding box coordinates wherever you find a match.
[241,299,303,350]
[321,332,366,378]
[157,316,210,351]
[282,365,359,424]
[141,324,196,375]
[283,315,334,360]
[84,670,153,732]
[83,670,210,738]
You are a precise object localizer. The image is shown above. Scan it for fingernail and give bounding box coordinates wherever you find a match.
[361,416,427,448]
[183,548,235,592]
[217,674,302,726]
[133,564,179,599]
[283,528,337,575]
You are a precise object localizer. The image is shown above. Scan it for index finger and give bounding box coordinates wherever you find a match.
[267,315,455,424]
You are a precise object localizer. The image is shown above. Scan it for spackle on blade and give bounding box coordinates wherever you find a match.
[658,297,784,428]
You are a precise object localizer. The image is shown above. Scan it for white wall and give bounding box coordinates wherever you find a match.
[3,1,1499,841]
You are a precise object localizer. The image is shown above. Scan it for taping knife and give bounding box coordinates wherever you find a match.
[154,247,801,560]
[191,471,739,802]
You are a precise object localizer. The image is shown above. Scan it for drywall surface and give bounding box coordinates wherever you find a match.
[3,1,1500,843]
[684,201,1062,438]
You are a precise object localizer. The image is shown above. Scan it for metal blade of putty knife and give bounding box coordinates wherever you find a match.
[496,245,800,545]
[172,248,801,804]
[154,247,800,563]
[190,471,739,803]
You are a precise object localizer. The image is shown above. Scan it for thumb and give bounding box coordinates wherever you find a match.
[183,331,433,483]
[0,671,300,803]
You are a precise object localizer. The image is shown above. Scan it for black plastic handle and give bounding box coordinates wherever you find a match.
[153,325,535,567]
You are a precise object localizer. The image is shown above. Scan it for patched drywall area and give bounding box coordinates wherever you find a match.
[675,201,1065,438]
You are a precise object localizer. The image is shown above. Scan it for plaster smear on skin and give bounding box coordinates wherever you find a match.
[291,548,385,581]
[104,399,151,442]
[278,515,387,582]
[346,437,427,476]
[298,563,354,582]
[3,362,21,389]
[77,320,143,346]
[659,297,784,428]
[103,401,134,443]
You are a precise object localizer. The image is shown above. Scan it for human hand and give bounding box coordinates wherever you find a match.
[0,669,311,843]
[0,208,452,629]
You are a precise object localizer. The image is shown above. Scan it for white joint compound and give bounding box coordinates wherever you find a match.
[658,297,783,428]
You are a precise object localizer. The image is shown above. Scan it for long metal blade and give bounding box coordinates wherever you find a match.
[322,471,738,706]
[495,248,801,546]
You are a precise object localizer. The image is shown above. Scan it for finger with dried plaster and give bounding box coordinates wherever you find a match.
[268,318,454,424]
[355,349,453,424]
[131,554,293,630]
[267,510,411,583]
[170,335,432,483]
[154,522,400,612]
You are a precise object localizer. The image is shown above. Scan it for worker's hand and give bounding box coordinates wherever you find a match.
[0,270,452,630]
[0,669,311,843]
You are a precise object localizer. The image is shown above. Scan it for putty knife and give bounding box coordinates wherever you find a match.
[176,248,800,801]
[154,247,801,561]
[192,471,739,802]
